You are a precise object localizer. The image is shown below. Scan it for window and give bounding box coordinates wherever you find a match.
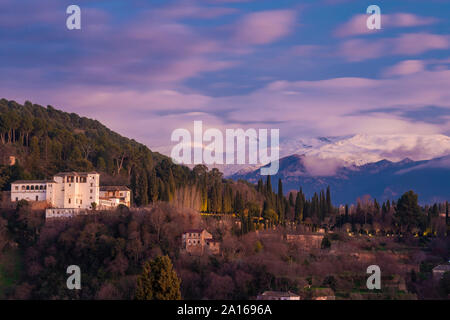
[35,196,38,201]
[90,183,93,187]
[35,185,38,190]
[31,185,34,190]
[90,189,93,193]
[68,198,71,204]
[26,185,29,190]
[15,186,18,190]
[15,197,18,201]
[21,186,25,190]
[40,185,43,190]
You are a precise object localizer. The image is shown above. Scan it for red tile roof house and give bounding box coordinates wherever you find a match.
[181,229,220,255]
[432,264,450,280]
[257,291,301,300]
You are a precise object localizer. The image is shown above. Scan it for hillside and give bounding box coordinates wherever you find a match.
[0,99,266,212]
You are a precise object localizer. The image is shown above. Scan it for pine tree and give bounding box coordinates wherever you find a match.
[168,169,176,202]
[135,255,181,300]
[288,192,294,207]
[326,186,332,214]
[277,179,284,223]
[200,182,208,212]
[266,176,272,195]
[295,191,303,222]
[374,198,380,214]
[257,179,264,194]
[394,191,425,232]
[446,201,449,226]
[148,167,159,203]
[137,169,149,206]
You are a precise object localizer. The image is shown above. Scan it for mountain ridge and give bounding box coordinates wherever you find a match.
[231,153,450,205]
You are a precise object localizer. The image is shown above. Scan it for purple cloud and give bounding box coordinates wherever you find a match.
[335,13,439,38]
[338,33,450,62]
[233,10,297,45]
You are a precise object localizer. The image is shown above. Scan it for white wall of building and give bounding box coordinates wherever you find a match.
[10,182,49,202]
[11,172,100,210]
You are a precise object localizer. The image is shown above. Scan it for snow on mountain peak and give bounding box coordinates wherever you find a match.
[292,134,450,166]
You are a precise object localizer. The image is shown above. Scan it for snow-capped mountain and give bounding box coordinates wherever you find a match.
[231,154,450,205]
[154,134,450,177]
[287,134,450,167]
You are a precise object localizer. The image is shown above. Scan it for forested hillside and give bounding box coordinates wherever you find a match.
[0,99,171,199]
[0,99,292,223]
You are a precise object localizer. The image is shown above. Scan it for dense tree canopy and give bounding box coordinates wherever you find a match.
[136,255,181,300]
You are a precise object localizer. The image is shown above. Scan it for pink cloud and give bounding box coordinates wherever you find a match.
[338,33,450,62]
[233,10,296,45]
[4,67,450,151]
[152,3,238,19]
[289,45,323,57]
[207,0,253,2]
[393,33,449,55]
[157,58,237,82]
[335,13,439,38]
[383,60,426,77]
[338,38,386,61]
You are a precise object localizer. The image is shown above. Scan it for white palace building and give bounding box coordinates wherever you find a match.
[10,172,130,219]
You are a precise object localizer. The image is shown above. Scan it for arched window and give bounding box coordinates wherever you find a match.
[31,185,34,190]
[40,185,43,190]
[35,185,39,190]
[26,185,30,190]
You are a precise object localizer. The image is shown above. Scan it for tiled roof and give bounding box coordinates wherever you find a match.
[261,291,300,297]
[54,171,99,176]
[100,186,131,191]
[184,229,205,234]
[433,264,450,271]
[11,180,53,184]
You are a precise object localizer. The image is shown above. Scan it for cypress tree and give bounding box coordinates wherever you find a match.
[148,167,159,203]
[137,169,149,206]
[136,255,181,300]
[289,192,294,207]
[295,191,303,222]
[266,176,272,195]
[446,201,449,226]
[168,169,176,202]
[326,186,332,214]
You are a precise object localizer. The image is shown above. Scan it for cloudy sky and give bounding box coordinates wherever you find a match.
[1,0,449,156]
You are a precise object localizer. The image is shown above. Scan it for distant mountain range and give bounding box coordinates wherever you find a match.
[230,154,450,205]
[156,133,450,176]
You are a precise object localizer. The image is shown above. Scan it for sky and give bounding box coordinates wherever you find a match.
[1,0,450,159]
